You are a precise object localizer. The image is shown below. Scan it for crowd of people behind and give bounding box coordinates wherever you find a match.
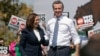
[0,0,100,56]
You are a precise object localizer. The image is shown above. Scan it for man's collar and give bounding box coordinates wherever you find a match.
[54,15,63,20]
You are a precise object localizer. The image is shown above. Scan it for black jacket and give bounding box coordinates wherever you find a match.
[19,28,48,56]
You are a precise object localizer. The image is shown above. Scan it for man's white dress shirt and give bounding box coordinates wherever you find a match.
[46,15,80,46]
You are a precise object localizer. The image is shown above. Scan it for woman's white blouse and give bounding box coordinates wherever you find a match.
[34,29,41,41]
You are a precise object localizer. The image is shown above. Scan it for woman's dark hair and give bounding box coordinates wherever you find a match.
[26,13,38,29]
[52,0,64,10]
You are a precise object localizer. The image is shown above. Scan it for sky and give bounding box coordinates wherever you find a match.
[19,0,91,22]
[19,0,34,6]
[18,0,100,33]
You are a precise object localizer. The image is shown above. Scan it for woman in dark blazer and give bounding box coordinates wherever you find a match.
[19,13,48,56]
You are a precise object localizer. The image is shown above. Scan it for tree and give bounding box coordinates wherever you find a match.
[18,3,33,19]
[0,0,33,25]
[0,0,33,46]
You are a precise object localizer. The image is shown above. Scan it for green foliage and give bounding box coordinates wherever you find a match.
[0,0,33,46]
[0,0,33,25]
[0,24,16,46]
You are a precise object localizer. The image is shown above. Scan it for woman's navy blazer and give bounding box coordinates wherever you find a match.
[19,28,48,56]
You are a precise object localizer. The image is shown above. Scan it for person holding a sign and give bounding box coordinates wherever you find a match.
[0,38,4,46]
[46,1,80,56]
[19,13,48,56]
[0,38,10,56]
[80,33,100,56]
[9,29,21,56]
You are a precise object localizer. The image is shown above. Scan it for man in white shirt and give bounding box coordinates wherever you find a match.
[46,1,80,56]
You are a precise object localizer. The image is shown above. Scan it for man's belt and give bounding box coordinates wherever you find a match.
[50,46,69,50]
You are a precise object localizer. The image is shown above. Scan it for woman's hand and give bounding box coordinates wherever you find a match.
[41,44,48,56]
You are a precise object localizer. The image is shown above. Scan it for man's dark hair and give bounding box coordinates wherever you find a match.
[52,0,64,10]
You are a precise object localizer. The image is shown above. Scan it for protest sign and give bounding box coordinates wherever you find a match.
[88,27,100,38]
[0,46,8,54]
[8,15,26,30]
[76,15,94,29]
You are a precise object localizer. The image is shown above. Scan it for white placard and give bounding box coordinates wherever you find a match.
[88,27,100,38]
[76,15,94,29]
[0,46,8,54]
[8,15,26,30]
